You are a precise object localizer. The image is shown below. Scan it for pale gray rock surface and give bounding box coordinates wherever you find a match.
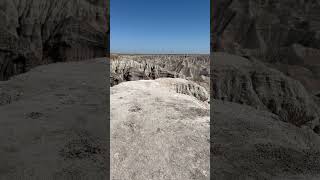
[111,55,209,91]
[111,78,209,180]
[0,58,108,179]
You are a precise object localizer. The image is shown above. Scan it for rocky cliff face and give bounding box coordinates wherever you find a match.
[111,55,210,91]
[213,53,320,129]
[213,0,320,54]
[212,0,320,93]
[0,0,108,80]
[111,53,320,128]
[212,2,320,177]
[212,0,320,128]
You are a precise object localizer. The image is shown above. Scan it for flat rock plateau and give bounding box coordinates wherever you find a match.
[212,0,320,179]
[110,54,210,180]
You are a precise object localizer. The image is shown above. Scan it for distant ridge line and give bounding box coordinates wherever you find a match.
[110,53,209,56]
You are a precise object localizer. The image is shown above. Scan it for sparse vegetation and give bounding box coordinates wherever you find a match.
[279,103,314,127]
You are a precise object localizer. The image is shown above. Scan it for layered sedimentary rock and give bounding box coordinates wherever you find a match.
[270,44,320,94]
[0,0,108,80]
[212,0,320,127]
[213,53,320,128]
[213,0,320,54]
[111,78,209,180]
[111,55,210,91]
[212,0,320,94]
[211,1,320,178]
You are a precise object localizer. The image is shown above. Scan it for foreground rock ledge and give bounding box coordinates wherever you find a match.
[212,100,320,179]
[0,58,108,179]
[111,78,210,180]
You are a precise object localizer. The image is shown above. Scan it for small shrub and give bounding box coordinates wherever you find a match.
[279,103,314,127]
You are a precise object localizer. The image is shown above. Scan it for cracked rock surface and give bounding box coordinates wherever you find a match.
[111,78,209,180]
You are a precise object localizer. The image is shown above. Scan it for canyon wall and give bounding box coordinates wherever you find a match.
[212,0,320,128]
[0,0,108,80]
[111,55,210,91]
[213,0,320,54]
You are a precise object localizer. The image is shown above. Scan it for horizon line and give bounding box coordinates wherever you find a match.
[110,52,210,55]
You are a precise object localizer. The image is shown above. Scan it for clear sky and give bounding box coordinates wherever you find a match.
[111,0,209,54]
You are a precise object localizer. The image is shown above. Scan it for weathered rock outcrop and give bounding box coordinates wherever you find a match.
[270,44,320,94]
[156,78,209,102]
[0,58,108,179]
[0,0,108,80]
[111,78,209,180]
[211,1,320,178]
[212,0,320,94]
[213,0,320,54]
[212,100,320,179]
[111,58,178,86]
[212,53,320,128]
[111,55,210,91]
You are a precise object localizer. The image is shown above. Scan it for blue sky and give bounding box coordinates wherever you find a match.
[111,0,209,54]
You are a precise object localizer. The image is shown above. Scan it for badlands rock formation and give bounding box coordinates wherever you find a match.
[111,55,210,91]
[0,0,108,80]
[213,53,319,128]
[212,1,320,178]
[211,52,320,178]
[110,55,210,179]
[210,52,320,180]
[212,100,320,179]
[212,0,320,126]
[110,52,320,179]
[111,78,209,180]
[212,0,320,94]
[213,0,320,53]
[0,58,108,179]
